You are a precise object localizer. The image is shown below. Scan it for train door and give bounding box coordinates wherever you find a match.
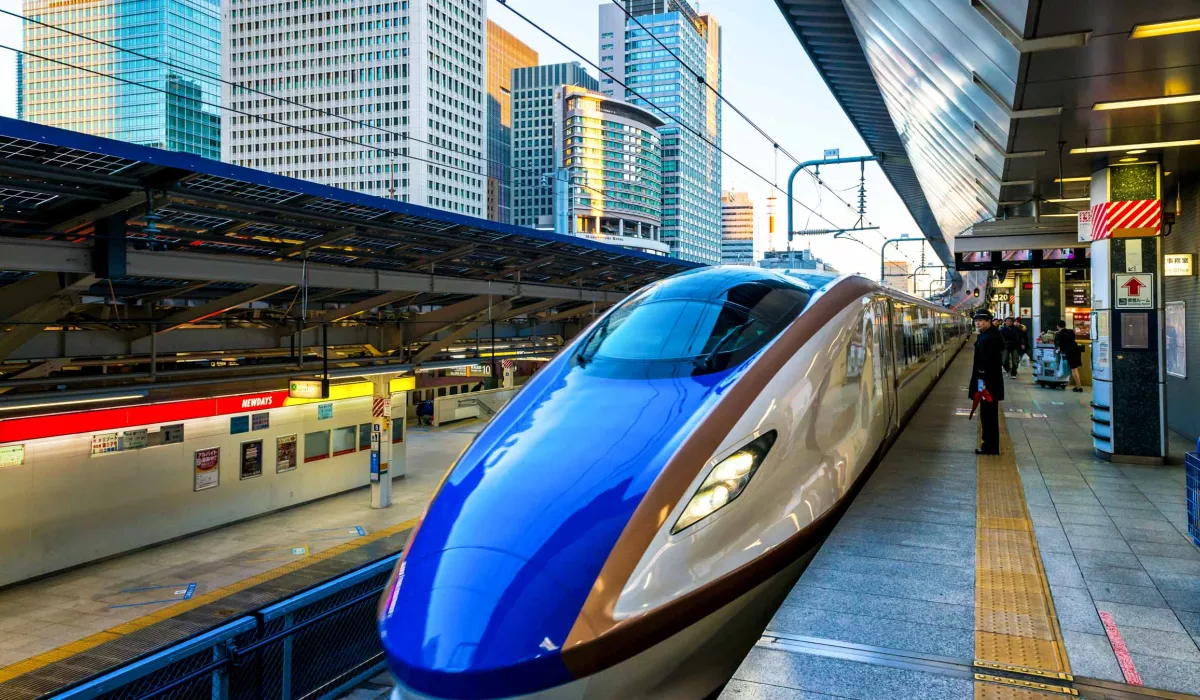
[875,297,898,434]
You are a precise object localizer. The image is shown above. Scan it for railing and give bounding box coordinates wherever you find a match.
[460,397,496,416]
[55,555,399,700]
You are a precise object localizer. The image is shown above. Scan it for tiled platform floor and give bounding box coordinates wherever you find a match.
[724,351,1200,699]
[0,420,481,672]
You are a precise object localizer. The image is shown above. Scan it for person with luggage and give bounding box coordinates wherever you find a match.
[970,310,1005,455]
[1054,320,1084,393]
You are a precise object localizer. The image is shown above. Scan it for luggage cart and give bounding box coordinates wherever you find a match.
[1034,343,1069,389]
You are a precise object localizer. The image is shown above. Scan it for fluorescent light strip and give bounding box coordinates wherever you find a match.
[0,393,147,412]
[1046,197,1090,203]
[1055,176,1092,183]
[1040,213,1079,218]
[1130,17,1200,39]
[1070,139,1200,154]
[1094,94,1200,111]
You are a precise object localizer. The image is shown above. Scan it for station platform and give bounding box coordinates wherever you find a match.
[0,421,483,699]
[724,351,1200,699]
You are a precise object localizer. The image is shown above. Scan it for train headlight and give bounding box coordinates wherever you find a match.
[672,430,778,534]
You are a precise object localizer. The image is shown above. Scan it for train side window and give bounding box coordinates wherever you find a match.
[450,386,459,395]
[392,417,404,443]
[359,423,372,450]
[304,430,330,462]
[438,387,447,397]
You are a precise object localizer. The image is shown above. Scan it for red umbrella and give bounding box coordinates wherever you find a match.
[969,386,994,420]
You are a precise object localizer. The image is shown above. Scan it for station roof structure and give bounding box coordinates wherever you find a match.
[775,0,1200,259]
[0,117,698,402]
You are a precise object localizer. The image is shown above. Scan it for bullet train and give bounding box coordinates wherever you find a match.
[378,267,970,700]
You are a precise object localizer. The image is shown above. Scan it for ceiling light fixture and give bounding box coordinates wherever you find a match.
[1070,139,1200,154]
[1126,149,1148,154]
[0,392,148,413]
[1040,213,1079,218]
[1095,93,1200,111]
[1119,157,1140,163]
[1130,17,1200,39]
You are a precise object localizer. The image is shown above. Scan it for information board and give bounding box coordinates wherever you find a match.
[0,445,24,468]
[122,429,148,450]
[194,447,220,491]
[230,415,250,434]
[92,433,119,455]
[252,412,270,431]
[1114,273,1154,309]
[317,403,333,420]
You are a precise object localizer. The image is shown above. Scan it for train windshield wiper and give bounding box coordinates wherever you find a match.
[576,322,609,366]
[694,320,752,371]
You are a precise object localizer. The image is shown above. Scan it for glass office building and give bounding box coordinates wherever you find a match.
[19,0,221,159]
[553,85,667,256]
[487,20,538,224]
[511,63,599,229]
[598,0,722,264]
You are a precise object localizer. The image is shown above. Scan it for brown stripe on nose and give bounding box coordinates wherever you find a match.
[560,276,877,677]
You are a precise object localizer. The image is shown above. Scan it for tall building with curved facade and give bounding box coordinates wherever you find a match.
[553,85,667,256]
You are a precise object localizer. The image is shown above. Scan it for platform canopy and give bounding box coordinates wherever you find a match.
[775,0,1200,261]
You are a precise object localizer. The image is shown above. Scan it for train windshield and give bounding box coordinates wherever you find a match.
[574,282,810,376]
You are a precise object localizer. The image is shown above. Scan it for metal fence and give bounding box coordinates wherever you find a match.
[54,555,399,700]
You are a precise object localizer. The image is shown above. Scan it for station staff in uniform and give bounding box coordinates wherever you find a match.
[970,309,1005,455]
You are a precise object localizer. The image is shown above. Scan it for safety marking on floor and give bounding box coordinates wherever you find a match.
[239,544,311,564]
[305,524,368,542]
[975,412,1073,699]
[974,673,1078,696]
[105,582,197,609]
[0,516,418,685]
[1099,611,1143,686]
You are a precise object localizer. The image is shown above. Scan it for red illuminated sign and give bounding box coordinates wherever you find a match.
[0,390,289,444]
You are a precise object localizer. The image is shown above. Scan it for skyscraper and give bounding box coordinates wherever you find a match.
[598,0,722,264]
[721,189,754,264]
[486,20,537,224]
[553,85,666,256]
[510,63,598,229]
[19,0,221,159]
[222,0,486,217]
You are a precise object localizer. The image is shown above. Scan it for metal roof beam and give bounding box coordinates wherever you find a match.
[309,290,418,325]
[411,300,516,365]
[277,225,357,258]
[403,295,499,343]
[133,283,295,338]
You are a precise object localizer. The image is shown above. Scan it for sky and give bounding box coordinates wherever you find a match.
[0,0,937,285]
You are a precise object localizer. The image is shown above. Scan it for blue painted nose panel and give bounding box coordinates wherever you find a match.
[380,359,731,698]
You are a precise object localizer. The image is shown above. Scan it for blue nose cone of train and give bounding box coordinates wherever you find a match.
[379,359,729,699]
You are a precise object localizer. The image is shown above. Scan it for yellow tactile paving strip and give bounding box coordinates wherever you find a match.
[0,517,417,684]
[975,413,1073,698]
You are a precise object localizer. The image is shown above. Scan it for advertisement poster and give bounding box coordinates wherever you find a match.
[252,412,270,431]
[0,445,24,469]
[240,440,264,480]
[276,435,298,473]
[1167,301,1187,378]
[230,415,250,434]
[194,447,220,491]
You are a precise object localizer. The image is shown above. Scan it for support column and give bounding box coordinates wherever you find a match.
[1089,161,1166,463]
[370,378,393,508]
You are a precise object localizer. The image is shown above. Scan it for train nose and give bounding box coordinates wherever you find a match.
[382,546,578,699]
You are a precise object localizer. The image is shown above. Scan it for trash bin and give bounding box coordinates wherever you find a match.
[1188,441,1200,548]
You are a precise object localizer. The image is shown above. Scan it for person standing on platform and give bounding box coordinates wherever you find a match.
[1055,320,1084,393]
[998,317,1021,378]
[970,310,1005,455]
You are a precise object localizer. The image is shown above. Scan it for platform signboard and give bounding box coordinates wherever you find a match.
[194,447,220,491]
[1114,273,1154,309]
[276,435,298,473]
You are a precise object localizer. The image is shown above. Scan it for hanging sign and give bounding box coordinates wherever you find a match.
[1077,208,1093,242]
[289,379,327,399]
[194,447,220,491]
[1114,273,1154,309]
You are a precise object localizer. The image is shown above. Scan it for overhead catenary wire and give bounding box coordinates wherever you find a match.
[496,0,851,235]
[0,9,638,210]
[609,0,873,227]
